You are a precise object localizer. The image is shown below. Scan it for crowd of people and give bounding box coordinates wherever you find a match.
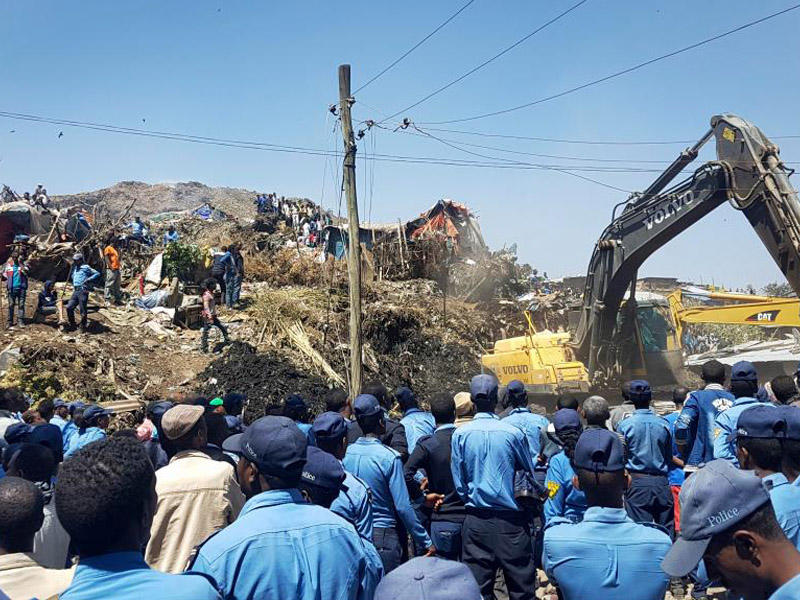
[3,359,800,600]
[254,193,331,248]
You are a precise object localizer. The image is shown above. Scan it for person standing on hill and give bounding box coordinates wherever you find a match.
[2,252,28,328]
[200,278,229,353]
[103,236,123,306]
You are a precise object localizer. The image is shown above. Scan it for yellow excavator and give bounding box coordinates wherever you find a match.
[481,114,800,400]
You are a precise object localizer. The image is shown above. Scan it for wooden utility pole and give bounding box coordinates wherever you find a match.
[339,64,363,396]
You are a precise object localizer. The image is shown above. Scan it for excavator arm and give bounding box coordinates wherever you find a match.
[572,114,800,381]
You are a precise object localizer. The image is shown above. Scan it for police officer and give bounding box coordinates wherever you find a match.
[543,429,672,600]
[781,405,800,484]
[283,394,314,444]
[661,460,800,600]
[713,361,770,464]
[375,556,481,600]
[191,416,379,599]
[403,393,465,561]
[675,359,734,467]
[298,446,384,598]
[543,409,586,525]
[312,411,375,539]
[502,380,549,461]
[615,380,674,537]
[348,382,409,462]
[451,374,537,600]
[343,394,434,573]
[734,405,800,549]
[397,387,435,454]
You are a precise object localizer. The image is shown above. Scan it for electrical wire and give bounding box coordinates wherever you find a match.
[420,3,800,124]
[353,0,477,95]
[379,0,590,123]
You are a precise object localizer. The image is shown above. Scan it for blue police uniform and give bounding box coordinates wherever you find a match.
[503,407,550,461]
[295,421,316,446]
[712,397,770,464]
[543,451,587,525]
[764,472,800,549]
[64,427,106,458]
[675,385,734,465]
[451,410,537,600]
[616,408,674,536]
[191,489,378,600]
[61,551,220,600]
[331,469,375,540]
[400,407,435,454]
[51,415,78,451]
[543,507,672,600]
[663,411,685,488]
[771,573,800,599]
[343,436,431,572]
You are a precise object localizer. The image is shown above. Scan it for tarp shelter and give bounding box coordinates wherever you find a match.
[322,223,400,260]
[192,204,228,221]
[0,202,54,260]
[406,199,487,258]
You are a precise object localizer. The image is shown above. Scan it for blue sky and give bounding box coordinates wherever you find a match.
[1,0,799,288]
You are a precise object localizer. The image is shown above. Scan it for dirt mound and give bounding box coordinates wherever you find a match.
[200,342,331,421]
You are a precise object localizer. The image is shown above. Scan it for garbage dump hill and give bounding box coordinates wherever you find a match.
[0,182,565,426]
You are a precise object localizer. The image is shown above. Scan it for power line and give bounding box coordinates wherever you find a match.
[379,0,590,123]
[420,3,800,125]
[353,0,477,95]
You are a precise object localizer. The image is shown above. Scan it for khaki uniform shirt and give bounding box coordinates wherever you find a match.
[0,553,74,600]
[145,449,245,574]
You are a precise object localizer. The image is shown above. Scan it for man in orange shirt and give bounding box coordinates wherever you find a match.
[103,236,123,306]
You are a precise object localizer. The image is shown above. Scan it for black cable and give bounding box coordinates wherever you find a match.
[353,0,477,95]
[379,0,590,123]
[421,3,800,124]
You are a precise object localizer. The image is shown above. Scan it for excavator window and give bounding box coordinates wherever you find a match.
[637,305,671,352]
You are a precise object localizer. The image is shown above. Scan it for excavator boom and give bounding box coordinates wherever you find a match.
[572,114,800,381]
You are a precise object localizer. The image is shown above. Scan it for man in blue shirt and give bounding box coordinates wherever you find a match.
[343,394,433,573]
[676,360,735,467]
[66,253,100,333]
[29,398,64,463]
[347,382,409,463]
[192,416,378,600]
[543,409,586,525]
[49,398,77,452]
[615,380,675,537]
[664,387,688,535]
[162,225,179,246]
[397,387,435,454]
[451,374,538,600]
[283,394,314,445]
[733,405,800,549]
[781,406,800,485]
[714,361,769,464]
[64,405,111,458]
[312,411,375,539]
[502,380,550,461]
[543,428,672,600]
[662,459,800,600]
[299,446,384,599]
[55,436,221,600]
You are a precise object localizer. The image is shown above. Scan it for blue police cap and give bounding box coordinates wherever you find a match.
[53,398,67,409]
[311,411,348,441]
[285,394,307,410]
[470,374,498,402]
[353,394,382,418]
[728,404,784,443]
[375,556,481,600]
[147,401,174,422]
[83,405,112,424]
[730,360,758,382]
[662,459,770,577]
[68,401,85,416]
[395,387,415,407]
[507,380,526,399]
[782,405,800,440]
[4,422,33,444]
[552,408,581,432]
[629,380,651,403]
[573,429,625,472]
[300,447,346,491]
[223,416,308,477]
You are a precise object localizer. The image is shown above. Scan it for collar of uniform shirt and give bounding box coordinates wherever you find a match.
[764,472,790,489]
[240,488,306,516]
[633,408,654,414]
[510,407,530,414]
[356,436,382,445]
[74,551,149,572]
[435,424,456,432]
[581,506,628,523]
[474,413,499,420]
[705,383,726,391]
